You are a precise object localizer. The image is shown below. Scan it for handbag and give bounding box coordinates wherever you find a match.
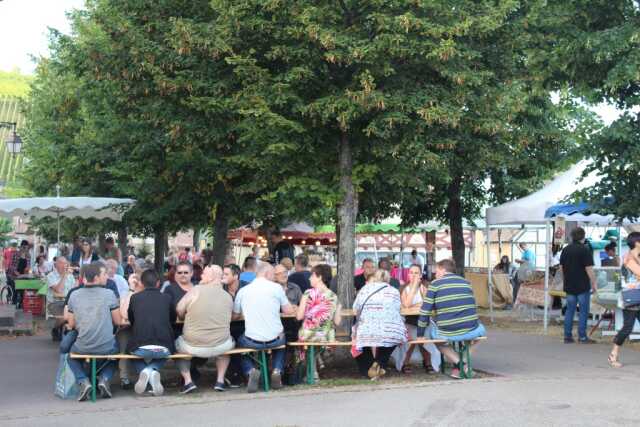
[54,354,79,400]
[621,288,640,308]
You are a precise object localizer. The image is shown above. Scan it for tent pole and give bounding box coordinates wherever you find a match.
[616,224,622,264]
[486,224,493,323]
[543,220,551,334]
[57,211,61,254]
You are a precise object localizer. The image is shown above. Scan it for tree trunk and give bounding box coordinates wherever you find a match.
[447,175,466,276]
[117,225,128,259]
[212,203,230,266]
[337,131,357,310]
[193,229,201,252]
[153,225,166,274]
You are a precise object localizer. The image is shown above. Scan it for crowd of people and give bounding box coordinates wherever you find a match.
[12,233,484,402]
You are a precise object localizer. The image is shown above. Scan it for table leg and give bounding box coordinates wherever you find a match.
[308,346,316,385]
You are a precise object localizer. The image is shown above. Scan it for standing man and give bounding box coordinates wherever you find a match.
[287,254,312,293]
[239,256,257,286]
[7,240,32,305]
[516,243,536,266]
[233,263,294,393]
[560,227,597,344]
[271,230,295,265]
[65,263,121,401]
[354,258,376,292]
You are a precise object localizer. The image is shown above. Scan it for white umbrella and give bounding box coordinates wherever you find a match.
[0,196,135,246]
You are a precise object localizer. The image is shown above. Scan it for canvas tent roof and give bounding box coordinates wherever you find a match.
[485,161,599,226]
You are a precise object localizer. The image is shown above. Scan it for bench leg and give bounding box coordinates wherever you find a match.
[307,346,316,385]
[259,351,270,392]
[90,358,97,403]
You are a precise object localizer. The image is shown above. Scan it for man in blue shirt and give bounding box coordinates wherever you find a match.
[239,256,257,286]
[516,243,536,266]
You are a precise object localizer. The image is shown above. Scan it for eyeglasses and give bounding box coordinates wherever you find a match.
[176,271,191,275]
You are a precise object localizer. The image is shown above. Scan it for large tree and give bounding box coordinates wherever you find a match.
[530,1,640,219]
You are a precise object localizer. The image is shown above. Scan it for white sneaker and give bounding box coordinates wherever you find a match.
[149,370,164,396]
[135,368,151,395]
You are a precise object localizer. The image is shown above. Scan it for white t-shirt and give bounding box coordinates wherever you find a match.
[233,277,289,341]
[111,274,130,299]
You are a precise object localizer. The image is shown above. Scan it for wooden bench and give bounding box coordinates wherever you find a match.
[70,345,287,401]
[287,339,447,385]
[69,353,192,402]
[439,336,487,379]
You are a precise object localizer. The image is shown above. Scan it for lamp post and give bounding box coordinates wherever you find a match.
[0,122,22,156]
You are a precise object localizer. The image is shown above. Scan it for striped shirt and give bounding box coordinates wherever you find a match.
[417,273,479,337]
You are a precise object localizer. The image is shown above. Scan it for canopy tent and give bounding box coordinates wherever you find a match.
[544,202,635,226]
[485,161,599,331]
[0,196,135,246]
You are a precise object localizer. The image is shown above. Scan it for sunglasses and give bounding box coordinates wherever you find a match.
[176,271,191,275]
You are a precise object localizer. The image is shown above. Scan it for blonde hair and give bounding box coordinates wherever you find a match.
[372,269,390,284]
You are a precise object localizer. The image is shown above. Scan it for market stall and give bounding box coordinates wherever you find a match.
[485,161,599,331]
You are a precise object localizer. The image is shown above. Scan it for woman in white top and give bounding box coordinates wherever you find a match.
[609,232,640,368]
[78,238,100,268]
[392,264,438,373]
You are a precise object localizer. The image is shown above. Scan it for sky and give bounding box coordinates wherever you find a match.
[0,0,626,125]
[0,0,85,74]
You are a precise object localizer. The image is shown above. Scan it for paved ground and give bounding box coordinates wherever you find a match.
[1,328,639,426]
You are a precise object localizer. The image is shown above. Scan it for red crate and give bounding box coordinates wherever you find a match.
[22,290,44,316]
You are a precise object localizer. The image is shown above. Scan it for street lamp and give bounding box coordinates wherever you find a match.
[0,122,22,156]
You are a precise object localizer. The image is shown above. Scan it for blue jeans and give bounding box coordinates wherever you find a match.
[564,291,590,340]
[68,340,118,384]
[131,347,170,373]
[237,334,286,375]
[431,323,486,342]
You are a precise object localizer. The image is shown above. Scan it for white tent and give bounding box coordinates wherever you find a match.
[484,161,599,331]
[0,196,135,246]
[486,161,599,226]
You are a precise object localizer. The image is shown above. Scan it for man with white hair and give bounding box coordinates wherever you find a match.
[232,263,294,393]
[47,256,76,340]
[176,265,234,394]
[105,258,129,299]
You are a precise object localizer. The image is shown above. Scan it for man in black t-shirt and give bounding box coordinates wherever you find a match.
[288,254,312,293]
[354,258,376,292]
[271,231,295,265]
[560,227,596,344]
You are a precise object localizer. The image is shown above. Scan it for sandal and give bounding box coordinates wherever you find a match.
[401,365,413,374]
[423,361,434,373]
[608,353,623,368]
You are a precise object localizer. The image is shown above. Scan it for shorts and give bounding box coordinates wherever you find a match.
[175,335,234,358]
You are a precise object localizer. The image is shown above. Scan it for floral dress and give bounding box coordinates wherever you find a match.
[298,287,338,343]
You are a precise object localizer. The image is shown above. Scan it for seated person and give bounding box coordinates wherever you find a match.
[274,264,303,383]
[417,259,486,379]
[175,265,234,394]
[352,269,407,380]
[353,258,376,292]
[233,263,294,393]
[46,256,76,340]
[127,269,176,396]
[296,264,341,380]
[65,263,121,401]
[393,264,434,374]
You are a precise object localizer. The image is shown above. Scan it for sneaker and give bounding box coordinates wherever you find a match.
[120,377,132,390]
[271,369,282,390]
[367,362,381,379]
[213,382,226,392]
[149,370,164,396]
[225,373,243,388]
[77,379,93,402]
[247,368,260,393]
[135,368,151,395]
[97,378,112,399]
[564,337,575,344]
[180,382,197,394]
[579,338,597,344]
